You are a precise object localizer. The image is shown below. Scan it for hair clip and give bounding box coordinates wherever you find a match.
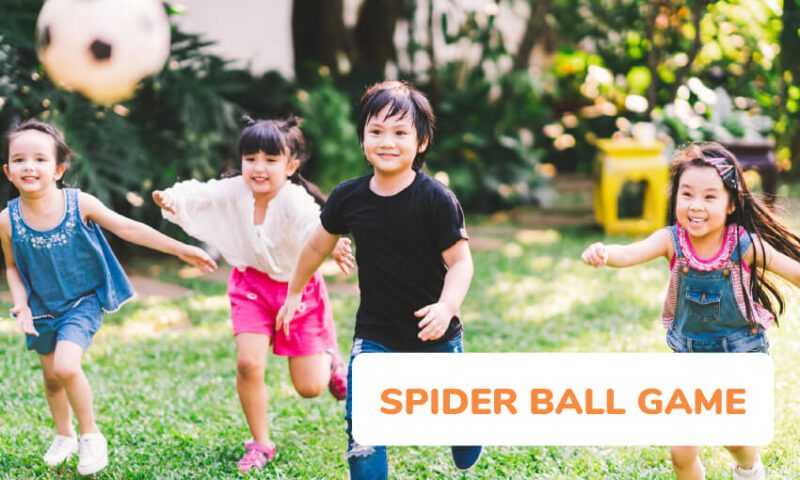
[704,157,739,191]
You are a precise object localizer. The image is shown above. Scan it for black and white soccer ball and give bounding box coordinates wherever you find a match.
[36,0,171,104]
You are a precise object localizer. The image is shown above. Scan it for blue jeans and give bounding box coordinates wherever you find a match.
[667,325,770,353]
[345,334,479,479]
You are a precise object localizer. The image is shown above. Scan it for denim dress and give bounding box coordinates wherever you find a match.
[8,188,134,321]
[662,224,773,353]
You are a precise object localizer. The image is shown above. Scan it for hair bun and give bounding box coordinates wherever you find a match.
[286,116,302,128]
[241,114,257,127]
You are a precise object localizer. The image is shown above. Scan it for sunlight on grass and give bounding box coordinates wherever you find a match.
[2,191,800,478]
[515,228,561,245]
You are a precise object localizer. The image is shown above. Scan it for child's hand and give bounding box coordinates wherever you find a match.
[10,304,37,337]
[581,242,609,267]
[152,190,177,214]
[415,302,454,341]
[332,237,355,275]
[178,245,218,273]
[276,292,302,336]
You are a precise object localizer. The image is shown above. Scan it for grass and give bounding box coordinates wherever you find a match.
[1,183,799,479]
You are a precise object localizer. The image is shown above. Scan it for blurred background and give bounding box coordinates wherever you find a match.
[1,0,797,238]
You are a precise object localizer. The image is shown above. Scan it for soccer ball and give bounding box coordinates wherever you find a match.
[36,0,171,105]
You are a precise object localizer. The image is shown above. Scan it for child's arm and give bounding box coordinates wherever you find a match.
[416,239,473,342]
[276,225,340,335]
[79,192,217,272]
[0,210,36,336]
[581,228,672,268]
[745,240,800,288]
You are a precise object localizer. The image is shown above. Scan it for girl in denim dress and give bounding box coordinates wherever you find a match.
[1,120,217,476]
[581,142,800,480]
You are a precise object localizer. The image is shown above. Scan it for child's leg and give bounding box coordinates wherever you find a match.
[52,340,99,435]
[724,445,760,469]
[235,333,271,445]
[671,446,704,480]
[287,354,329,398]
[345,338,390,480]
[39,353,74,436]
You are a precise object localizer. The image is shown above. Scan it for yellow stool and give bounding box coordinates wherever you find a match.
[594,139,668,235]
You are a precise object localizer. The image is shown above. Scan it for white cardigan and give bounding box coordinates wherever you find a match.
[162,176,320,282]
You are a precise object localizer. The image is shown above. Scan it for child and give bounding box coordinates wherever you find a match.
[278,81,483,479]
[1,120,217,476]
[152,115,353,473]
[581,142,800,480]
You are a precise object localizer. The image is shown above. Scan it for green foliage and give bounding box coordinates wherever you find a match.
[431,67,549,210]
[293,73,368,194]
[417,8,551,210]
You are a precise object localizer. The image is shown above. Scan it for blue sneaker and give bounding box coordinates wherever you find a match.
[451,445,483,471]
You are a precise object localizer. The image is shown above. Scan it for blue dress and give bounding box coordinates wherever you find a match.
[8,188,134,320]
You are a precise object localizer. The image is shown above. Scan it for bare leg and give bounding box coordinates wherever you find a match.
[235,333,271,445]
[671,446,704,480]
[39,353,74,436]
[288,353,330,398]
[53,341,99,435]
[725,446,759,469]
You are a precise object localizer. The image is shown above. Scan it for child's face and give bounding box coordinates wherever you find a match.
[675,166,734,238]
[4,130,65,195]
[241,149,299,199]
[362,106,427,177]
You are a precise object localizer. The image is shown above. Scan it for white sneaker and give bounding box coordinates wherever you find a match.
[43,434,78,466]
[734,459,766,480]
[77,433,108,476]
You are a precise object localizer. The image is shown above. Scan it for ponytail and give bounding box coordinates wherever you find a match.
[289,172,326,207]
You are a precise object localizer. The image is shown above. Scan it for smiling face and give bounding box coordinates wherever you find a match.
[240,149,299,200]
[674,165,734,238]
[362,105,428,178]
[4,129,65,196]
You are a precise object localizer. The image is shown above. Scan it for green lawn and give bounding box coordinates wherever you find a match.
[1,186,799,479]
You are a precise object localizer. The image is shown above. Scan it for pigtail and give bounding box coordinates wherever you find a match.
[289,173,327,207]
[241,114,257,128]
[285,116,301,129]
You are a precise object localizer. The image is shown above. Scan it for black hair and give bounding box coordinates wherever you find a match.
[357,80,435,171]
[237,115,325,206]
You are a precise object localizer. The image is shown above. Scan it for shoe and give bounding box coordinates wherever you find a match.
[237,440,276,473]
[451,445,483,471]
[326,349,347,401]
[734,458,766,480]
[43,434,78,466]
[77,432,108,476]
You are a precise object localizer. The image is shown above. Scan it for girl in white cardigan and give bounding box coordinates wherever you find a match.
[152,116,353,473]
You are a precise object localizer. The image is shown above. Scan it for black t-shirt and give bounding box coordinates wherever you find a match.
[321,171,468,350]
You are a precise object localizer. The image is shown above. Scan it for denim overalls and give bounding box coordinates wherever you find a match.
[663,224,771,353]
[9,189,134,353]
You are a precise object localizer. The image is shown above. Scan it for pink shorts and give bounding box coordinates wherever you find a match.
[228,267,338,357]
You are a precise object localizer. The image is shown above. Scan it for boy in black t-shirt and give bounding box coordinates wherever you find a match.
[278,80,482,479]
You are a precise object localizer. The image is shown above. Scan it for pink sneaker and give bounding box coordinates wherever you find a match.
[327,349,347,401]
[237,440,276,473]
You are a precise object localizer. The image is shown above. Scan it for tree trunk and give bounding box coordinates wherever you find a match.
[781,0,800,173]
[354,0,405,79]
[291,0,349,82]
[512,0,554,72]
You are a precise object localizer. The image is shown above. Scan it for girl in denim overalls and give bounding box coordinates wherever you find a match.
[1,120,217,476]
[581,142,800,480]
